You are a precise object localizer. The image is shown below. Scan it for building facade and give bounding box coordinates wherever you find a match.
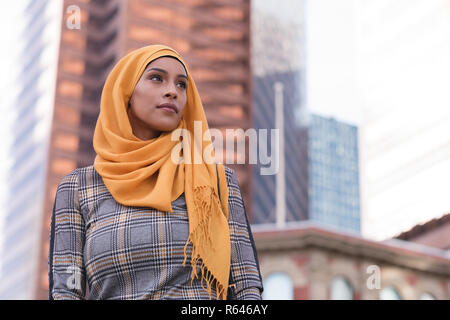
[250,0,309,225]
[356,0,450,240]
[0,0,63,299]
[253,222,450,300]
[395,213,450,251]
[308,113,361,234]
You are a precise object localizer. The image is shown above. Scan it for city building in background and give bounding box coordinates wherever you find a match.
[0,0,63,299]
[308,113,361,234]
[356,0,450,240]
[395,213,450,251]
[253,220,450,300]
[250,0,309,225]
[1,0,448,301]
[0,0,252,299]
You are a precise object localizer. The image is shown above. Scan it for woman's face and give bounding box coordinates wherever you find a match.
[127,56,188,140]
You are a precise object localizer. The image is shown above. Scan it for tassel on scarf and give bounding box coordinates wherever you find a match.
[183,185,227,300]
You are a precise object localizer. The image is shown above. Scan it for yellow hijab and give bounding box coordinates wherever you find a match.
[93,44,230,299]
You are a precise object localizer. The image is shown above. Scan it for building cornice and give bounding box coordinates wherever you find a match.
[252,223,450,276]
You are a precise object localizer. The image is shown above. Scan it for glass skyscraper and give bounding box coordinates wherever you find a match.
[250,0,309,225]
[308,114,361,234]
[0,0,63,299]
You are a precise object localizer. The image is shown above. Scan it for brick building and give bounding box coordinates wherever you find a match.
[395,213,450,251]
[253,221,450,300]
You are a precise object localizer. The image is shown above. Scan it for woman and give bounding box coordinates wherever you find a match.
[48,44,263,300]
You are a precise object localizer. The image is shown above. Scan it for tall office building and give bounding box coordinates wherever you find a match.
[356,0,450,240]
[308,114,361,234]
[0,0,64,299]
[250,0,309,225]
[31,0,252,299]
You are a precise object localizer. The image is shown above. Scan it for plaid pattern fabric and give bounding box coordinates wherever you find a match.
[48,165,263,300]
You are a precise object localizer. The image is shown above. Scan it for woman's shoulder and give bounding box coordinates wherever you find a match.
[57,164,100,189]
[57,167,81,187]
[76,164,98,178]
[56,165,109,208]
[76,164,104,187]
[60,164,96,178]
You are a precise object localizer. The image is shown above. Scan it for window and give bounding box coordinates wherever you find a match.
[262,272,294,300]
[419,292,436,300]
[330,276,354,300]
[380,286,402,300]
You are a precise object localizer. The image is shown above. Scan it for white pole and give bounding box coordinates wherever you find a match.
[274,82,286,228]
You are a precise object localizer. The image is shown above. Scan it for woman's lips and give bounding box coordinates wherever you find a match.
[157,103,178,113]
[158,107,177,113]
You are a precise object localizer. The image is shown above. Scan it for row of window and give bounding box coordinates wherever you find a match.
[309,144,359,161]
[310,196,360,212]
[262,273,437,300]
[309,155,359,170]
[309,168,359,183]
[310,202,360,220]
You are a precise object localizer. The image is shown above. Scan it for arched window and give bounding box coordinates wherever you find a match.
[262,272,294,300]
[419,292,436,300]
[380,286,402,300]
[330,276,354,300]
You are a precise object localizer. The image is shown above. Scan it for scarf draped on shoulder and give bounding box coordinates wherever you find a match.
[93,44,230,299]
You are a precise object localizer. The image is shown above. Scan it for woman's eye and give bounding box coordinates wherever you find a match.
[149,74,186,89]
[150,75,162,81]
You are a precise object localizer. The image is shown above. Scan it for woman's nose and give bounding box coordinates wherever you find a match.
[164,82,178,98]
[165,91,176,98]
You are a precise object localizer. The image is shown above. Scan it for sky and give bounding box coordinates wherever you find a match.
[353,0,450,239]
[305,0,361,126]
[253,0,361,125]
[302,0,450,239]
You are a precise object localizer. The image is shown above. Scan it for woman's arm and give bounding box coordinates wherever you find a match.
[225,168,264,300]
[48,170,87,300]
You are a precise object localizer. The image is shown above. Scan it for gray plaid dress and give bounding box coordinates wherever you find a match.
[48,165,263,300]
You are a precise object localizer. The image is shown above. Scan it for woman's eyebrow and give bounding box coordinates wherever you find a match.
[146,67,188,80]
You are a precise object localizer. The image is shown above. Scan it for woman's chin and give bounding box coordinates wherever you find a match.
[154,122,180,133]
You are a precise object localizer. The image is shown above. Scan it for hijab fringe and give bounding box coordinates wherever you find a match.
[183,185,227,300]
